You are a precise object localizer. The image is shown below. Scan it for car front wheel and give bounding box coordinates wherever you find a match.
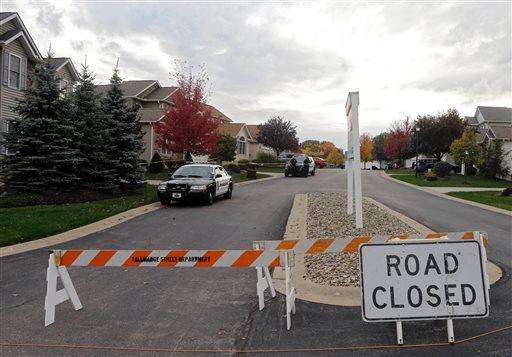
[205,190,214,205]
[311,169,315,176]
[224,185,233,199]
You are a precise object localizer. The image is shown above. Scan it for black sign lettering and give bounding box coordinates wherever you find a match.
[372,286,387,309]
[386,255,401,276]
[444,253,459,274]
[461,284,476,305]
[407,285,423,308]
[405,254,420,276]
[426,285,441,307]
[390,286,404,308]
[424,254,442,275]
[445,284,459,306]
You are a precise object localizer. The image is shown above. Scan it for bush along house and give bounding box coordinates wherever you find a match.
[0,11,78,155]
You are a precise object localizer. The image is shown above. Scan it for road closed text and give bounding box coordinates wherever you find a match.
[360,241,488,321]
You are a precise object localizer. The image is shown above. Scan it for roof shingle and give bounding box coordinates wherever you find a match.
[217,123,244,137]
[95,80,157,97]
[138,108,166,123]
[477,106,512,124]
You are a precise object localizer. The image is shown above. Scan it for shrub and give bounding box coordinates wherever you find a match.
[148,152,164,173]
[237,159,249,164]
[501,188,512,196]
[254,152,276,163]
[433,161,452,178]
[425,171,437,181]
[480,140,509,179]
[226,163,241,173]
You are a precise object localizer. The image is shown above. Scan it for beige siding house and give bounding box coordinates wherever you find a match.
[217,122,274,161]
[0,12,78,154]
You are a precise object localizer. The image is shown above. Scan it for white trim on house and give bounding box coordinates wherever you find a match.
[0,31,39,61]
[7,52,22,90]
[53,59,79,81]
[162,87,179,101]
[0,13,42,59]
[133,80,159,98]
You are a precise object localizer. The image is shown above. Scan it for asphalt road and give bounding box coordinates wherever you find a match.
[1,170,510,356]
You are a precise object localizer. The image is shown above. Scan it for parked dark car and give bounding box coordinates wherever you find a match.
[157,164,233,205]
[415,158,437,173]
[285,155,316,177]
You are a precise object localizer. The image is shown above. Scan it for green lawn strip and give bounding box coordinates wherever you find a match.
[0,186,157,247]
[256,167,284,173]
[385,168,415,175]
[231,172,271,183]
[390,174,510,188]
[446,191,512,211]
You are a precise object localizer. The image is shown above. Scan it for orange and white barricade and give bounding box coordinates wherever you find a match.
[45,249,296,329]
[254,231,488,254]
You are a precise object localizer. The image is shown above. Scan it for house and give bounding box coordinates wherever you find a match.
[0,12,78,154]
[466,106,512,179]
[246,124,276,159]
[95,80,233,162]
[216,122,275,161]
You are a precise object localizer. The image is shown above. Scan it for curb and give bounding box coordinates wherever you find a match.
[272,192,502,307]
[380,171,511,217]
[0,173,282,258]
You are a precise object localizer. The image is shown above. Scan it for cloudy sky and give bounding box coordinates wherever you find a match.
[3,0,511,148]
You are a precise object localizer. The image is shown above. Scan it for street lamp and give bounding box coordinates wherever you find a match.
[414,127,420,177]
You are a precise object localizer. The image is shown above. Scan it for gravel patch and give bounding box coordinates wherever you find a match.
[304,192,418,287]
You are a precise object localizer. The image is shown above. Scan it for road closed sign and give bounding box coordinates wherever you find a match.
[359,240,489,322]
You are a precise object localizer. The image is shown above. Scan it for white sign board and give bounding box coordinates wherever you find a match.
[345,92,363,228]
[360,240,489,322]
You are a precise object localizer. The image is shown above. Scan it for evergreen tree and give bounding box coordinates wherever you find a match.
[2,57,78,193]
[101,65,144,183]
[72,63,115,191]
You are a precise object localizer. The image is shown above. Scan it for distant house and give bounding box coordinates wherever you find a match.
[0,12,78,154]
[216,122,275,161]
[466,106,512,179]
[95,80,233,162]
[246,124,275,159]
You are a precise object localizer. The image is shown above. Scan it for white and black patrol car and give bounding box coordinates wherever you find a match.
[156,164,233,205]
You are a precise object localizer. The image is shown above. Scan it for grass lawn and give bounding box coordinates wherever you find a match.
[144,171,170,180]
[0,186,157,247]
[256,166,284,173]
[390,174,510,188]
[447,191,512,211]
[231,172,271,183]
[385,168,415,175]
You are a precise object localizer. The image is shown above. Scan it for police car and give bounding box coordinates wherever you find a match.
[157,164,233,205]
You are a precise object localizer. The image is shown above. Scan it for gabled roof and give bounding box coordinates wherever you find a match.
[489,124,512,141]
[95,80,158,97]
[246,124,261,140]
[46,57,79,81]
[0,12,41,60]
[217,122,245,137]
[465,116,478,126]
[477,106,512,124]
[144,86,178,101]
[138,108,166,123]
[202,103,232,123]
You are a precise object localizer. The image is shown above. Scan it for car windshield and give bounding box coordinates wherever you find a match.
[172,166,212,178]
[292,155,307,164]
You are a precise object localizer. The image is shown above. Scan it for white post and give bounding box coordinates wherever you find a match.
[447,319,455,343]
[45,253,82,326]
[254,242,277,310]
[461,161,466,176]
[396,321,403,345]
[345,92,363,228]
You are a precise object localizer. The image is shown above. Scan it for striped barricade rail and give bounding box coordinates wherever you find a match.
[254,231,488,254]
[45,249,296,330]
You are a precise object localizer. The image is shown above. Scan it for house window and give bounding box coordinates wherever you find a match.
[237,136,246,155]
[161,139,171,156]
[8,54,21,89]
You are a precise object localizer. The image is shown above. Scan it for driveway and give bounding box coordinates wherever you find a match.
[1,170,510,356]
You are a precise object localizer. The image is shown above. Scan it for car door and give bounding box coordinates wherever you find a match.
[214,167,228,195]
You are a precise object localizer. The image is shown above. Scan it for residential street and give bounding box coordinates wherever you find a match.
[1,170,510,356]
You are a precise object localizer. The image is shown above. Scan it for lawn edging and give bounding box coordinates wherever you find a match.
[380,171,512,217]
[0,173,283,258]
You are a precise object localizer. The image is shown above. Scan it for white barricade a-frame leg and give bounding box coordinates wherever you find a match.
[283,251,296,330]
[253,242,277,310]
[45,252,82,326]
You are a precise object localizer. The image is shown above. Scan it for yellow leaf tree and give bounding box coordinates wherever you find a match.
[326,148,344,166]
[300,140,323,157]
[360,133,374,169]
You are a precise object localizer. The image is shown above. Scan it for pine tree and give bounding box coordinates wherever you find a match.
[2,56,78,193]
[101,65,144,184]
[72,63,115,191]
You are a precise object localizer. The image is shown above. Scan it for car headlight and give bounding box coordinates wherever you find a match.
[157,184,167,191]
[190,185,207,191]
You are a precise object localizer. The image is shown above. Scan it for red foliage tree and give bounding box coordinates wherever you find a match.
[156,62,220,156]
[384,117,413,166]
